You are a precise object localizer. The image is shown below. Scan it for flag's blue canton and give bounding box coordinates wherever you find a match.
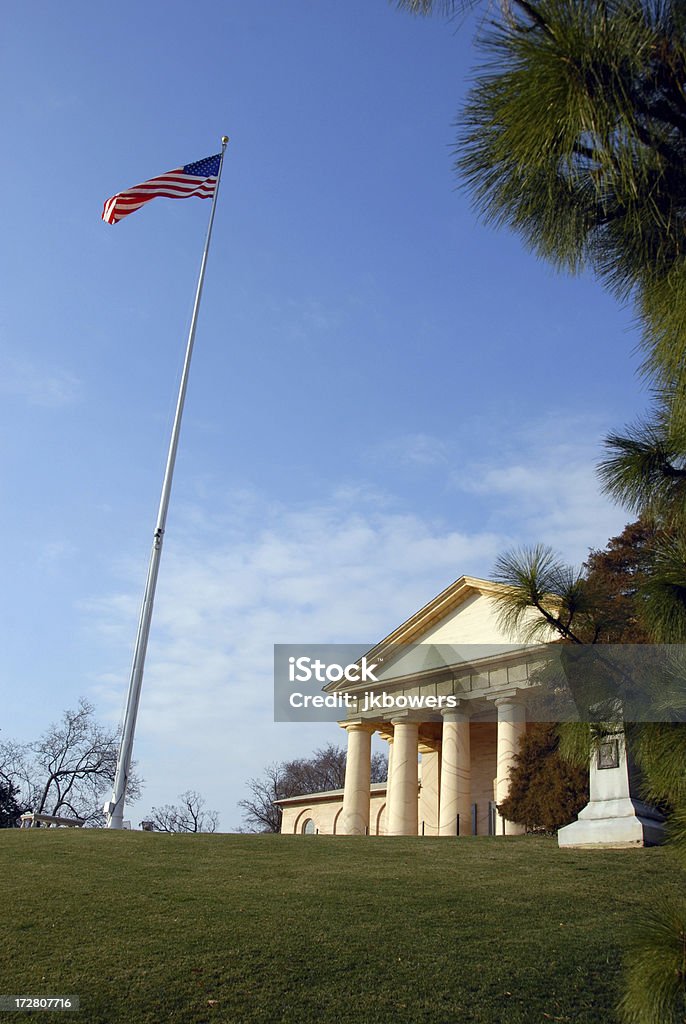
[183,153,221,177]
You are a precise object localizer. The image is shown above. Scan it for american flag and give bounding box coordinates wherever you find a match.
[102,153,221,225]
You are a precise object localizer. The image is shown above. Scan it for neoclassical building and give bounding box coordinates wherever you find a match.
[278,574,665,846]
[279,575,540,837]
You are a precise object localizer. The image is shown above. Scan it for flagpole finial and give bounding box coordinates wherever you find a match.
[221,136,229,145]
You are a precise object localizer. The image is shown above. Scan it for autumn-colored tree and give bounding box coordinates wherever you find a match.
[497,724,589,832]
[581,519,660,643]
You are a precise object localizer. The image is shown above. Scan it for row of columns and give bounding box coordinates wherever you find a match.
[339,697,526,836]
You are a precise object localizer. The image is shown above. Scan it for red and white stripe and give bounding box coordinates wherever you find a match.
[102,168,217,224]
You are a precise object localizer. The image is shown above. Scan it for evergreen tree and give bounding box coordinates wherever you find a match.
[0,780,24,828]
[399,0,686,394]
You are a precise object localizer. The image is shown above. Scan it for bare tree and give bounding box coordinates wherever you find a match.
[0,739,33,805]
[147,790,218,833]
[1,699,142,825]
[238,762,299,834]
[238,742,387,833]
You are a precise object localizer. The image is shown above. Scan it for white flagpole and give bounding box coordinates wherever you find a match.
[105,136,229,830]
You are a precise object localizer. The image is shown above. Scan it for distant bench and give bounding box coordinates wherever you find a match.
[20,812,85,829]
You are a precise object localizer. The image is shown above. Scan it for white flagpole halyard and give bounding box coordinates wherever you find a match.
[105,136,229,830]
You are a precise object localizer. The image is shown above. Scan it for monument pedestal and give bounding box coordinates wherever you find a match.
[558,732,665,849]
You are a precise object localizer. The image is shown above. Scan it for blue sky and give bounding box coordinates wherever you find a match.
[1,1,647,828]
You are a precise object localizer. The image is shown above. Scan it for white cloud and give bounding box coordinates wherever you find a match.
[454,413,625,561]
[37,540,78,569]
[367,433,450,468]
[0,355,80,408]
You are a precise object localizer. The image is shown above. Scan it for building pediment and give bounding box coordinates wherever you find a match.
[324,576,546,699]
[370,576,516,649]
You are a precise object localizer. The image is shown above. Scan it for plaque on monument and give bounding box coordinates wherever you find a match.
[597,738,620,770]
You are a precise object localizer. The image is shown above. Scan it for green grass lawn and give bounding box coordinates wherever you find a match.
[1,831,682,1024]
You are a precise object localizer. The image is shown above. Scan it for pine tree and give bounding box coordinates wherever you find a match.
[0,781,24,828]
[399,0,686,393]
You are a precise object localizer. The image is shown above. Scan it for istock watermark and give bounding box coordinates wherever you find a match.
[274,643,686,723]
[275,643,485,722]
[274,645,374,721]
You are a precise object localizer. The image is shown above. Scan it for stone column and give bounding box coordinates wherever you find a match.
[439,705,471,836]
[387,717,419,836]
[383,734,395,835]
[340,721,373,835]
[494,695,526,836]
[419,742,441,835]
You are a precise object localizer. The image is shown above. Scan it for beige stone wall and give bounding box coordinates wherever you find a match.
[280,789,387,836]
[419,750,440,836]
[371,793,388,835]
[470,722,497,836]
